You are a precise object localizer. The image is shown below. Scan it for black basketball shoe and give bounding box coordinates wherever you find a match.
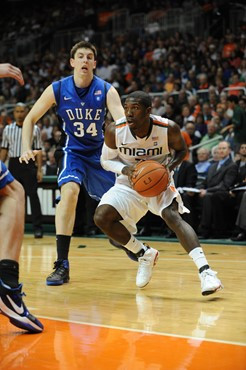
[46,259,70,286]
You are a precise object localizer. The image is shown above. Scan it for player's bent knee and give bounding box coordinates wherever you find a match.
[162,207,181,228]
[94,205,115,230]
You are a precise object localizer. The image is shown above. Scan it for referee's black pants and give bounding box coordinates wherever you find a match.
[9,158,43,230]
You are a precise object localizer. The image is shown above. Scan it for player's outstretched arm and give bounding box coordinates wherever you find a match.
[0,63,24,85]
[20,85,55,163]
[106,86,125,121]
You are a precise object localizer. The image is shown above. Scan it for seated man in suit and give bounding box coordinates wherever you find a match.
[230,142,246,240]
[172,160,198,232]
[195,147,211,188]
[198,141,238,239]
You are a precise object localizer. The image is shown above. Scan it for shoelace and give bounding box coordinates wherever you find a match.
[201,269,217,277]
[49,263,67,277]
[138,256,151,266]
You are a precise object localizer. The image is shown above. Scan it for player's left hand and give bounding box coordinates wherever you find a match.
[19,150,40,164]
[0,63,24,85]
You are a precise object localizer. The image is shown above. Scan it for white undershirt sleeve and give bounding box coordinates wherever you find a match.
[100,143,126,175]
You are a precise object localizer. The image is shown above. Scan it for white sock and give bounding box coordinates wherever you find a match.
[124,235,147,254]
[189,247,209,271]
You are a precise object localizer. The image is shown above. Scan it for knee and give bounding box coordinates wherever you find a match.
[162,206,181,229]
[61,183,80,207]
[94,205,113,230]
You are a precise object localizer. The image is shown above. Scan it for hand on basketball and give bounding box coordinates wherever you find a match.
[122,165,137,185]
[131,160,170,197]
[19,150,40,164]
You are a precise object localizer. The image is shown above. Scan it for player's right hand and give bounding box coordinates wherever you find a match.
[19,150,40,164]
[122,165,137,186]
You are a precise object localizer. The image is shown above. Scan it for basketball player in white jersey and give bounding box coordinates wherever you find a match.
[94,91,223,295]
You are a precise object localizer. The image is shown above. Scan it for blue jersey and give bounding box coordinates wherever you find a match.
[53,75,111,153]
[0,160,14,189]
[52,75,115,199]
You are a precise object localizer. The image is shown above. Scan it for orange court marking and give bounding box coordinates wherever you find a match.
[1,316,245,370]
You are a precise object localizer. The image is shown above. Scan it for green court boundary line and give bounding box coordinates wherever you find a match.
[91,234,245,246]
[25,224,245,246]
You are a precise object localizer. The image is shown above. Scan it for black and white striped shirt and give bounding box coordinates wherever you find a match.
[1,122,42,158]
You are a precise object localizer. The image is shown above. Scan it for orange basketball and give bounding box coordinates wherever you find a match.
[131,160,169,197]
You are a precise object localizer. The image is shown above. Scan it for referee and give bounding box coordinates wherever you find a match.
[0,102,43,238]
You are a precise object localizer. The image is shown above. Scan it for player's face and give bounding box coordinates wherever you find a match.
[70,48,96,76]
[124,98,150,131]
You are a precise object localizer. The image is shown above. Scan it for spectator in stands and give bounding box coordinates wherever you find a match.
[226,95,246,148]
[151,96,165,116]
[199,120,221,151]
[195,147,211,187]
[185,80,197,95]
[216,103,230,128]
[197,73,209,90]
[231,192,246,241]
[163,103,176,121]
[164,73,175,93]
[195,112,207,137]
[210,145,220,163]
[187,95,201,120]
[198,141,238,239]
[177,90,188,107]
[238,96,246,111]
[169,160,198,233]
[228,72,245,96]
[182,121,201,163]
[201,102,214,125]
[46,150,57,175]
[41,115,53,140]
[181,104,194,128]
[229,142,246,239]
[208,88,219,111]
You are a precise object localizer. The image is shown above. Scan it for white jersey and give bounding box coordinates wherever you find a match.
[115,114,170,186]
[99,114,189,229]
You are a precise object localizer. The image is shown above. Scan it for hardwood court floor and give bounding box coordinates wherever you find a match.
[1,235,246,369]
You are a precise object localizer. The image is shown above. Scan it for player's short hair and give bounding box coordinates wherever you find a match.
[70,41,97,60]
[126,91,152,108]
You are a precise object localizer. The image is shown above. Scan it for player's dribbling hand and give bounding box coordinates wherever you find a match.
[19,150,40,164]
[122,164,137,186]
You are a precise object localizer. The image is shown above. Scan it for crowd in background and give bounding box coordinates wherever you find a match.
[0,0,245,239]
[1,27,245,170]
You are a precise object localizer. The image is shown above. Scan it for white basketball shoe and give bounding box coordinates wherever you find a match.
[199,268,223,296]
[136,247,159,288]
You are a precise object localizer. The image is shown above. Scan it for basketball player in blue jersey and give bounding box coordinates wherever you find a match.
[0,64,43,333]
[94,91,223,295]
[19,41,125,286]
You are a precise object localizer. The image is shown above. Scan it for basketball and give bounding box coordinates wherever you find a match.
[131,160,169,197]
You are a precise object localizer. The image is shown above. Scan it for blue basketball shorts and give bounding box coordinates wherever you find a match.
[0,160,14,190]
[57,149,116,201]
